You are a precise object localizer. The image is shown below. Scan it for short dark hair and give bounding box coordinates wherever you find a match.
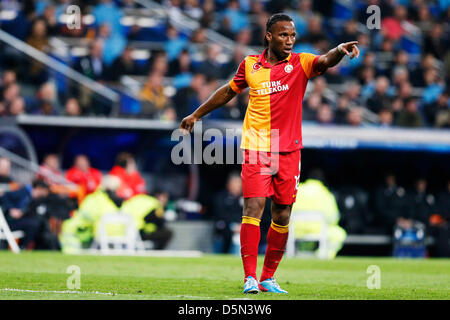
[264,13,294,47]
[115,152,133,168]
[379,107,392,114]
[32,178,49,190]
[404,96,416,106]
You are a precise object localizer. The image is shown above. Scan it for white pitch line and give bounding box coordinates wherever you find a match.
[167,295,253,300]
[168,295,215,299]
[1,289,253,300]
[0,288,116,296]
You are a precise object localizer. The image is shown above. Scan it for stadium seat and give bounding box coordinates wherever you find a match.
[286,211,329,260]
[94,212,150,254]
[0,207,23,253]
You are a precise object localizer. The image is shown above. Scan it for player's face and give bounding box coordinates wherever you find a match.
[267,21,296,59]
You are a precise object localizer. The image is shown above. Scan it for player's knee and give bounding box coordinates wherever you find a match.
[243,198,265,219]
[271,203,292,226]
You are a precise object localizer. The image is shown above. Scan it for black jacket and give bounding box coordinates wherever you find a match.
[374,185,409,228]
[74,56,108,81]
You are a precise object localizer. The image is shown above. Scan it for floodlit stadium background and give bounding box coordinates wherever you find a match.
[0,0,449,262]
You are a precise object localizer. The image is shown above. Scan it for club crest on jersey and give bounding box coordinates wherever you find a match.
[284,64,293,73]
[252,63,261,73]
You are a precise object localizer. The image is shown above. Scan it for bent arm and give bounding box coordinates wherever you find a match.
[193,84,237,118]
[180,83,237,132]
[316,41,360,74]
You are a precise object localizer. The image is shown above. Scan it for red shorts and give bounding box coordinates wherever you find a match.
[241,149,301,205]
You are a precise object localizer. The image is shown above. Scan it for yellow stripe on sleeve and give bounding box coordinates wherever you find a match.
[299,52,317,79]
[229,79,243,93]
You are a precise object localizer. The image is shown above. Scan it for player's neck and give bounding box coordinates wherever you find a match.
[265,49,287,66]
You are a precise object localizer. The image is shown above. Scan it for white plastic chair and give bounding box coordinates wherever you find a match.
[286,211,328,259]
[0,207,23,253]
[95,212,144,254]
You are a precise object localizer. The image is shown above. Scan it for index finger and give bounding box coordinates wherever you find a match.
[354,45,360,58]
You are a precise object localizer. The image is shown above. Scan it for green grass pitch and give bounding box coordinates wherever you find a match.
[0,251,448,300]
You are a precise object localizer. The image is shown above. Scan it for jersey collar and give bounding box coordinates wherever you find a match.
[258,49,292,68]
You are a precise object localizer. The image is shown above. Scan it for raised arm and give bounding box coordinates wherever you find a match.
[179,83,237,133]
[316,41,360,74]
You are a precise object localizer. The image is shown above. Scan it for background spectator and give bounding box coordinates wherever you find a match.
[60,174,124,252]
[74,39,107,81]
[97,23,126,67]
[168,49,194,89]
[1,179,67,250]
[0,157,12,184]
[0,70,17,94]
[346,107,364,127]
[164,25,188,62]
[197,43,224,79]
[212,172,243,254]
[172,72,206,120]
[1,83,21,113]
[37,154,64,186]
[303,92,321,121]
[378,108,394,127]
[374,174,409,234]
[367,76,391,114]
[292,169,347,259]
[108,46,142,82]
[64,98,82,116]
[334,96,350,125]
[140,71,175,119]
[408,178,436,227]
[109,152,146,200]
[25,18,50,85]
[5,97,25,116]
[121,190,173,250]
[428,180,450,257]
[29,82,61,115]
[397,97,424,128]
[316,103,334,124]
[66,155,103,196]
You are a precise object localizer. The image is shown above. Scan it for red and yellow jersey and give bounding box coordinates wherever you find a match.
[229,50,322,152]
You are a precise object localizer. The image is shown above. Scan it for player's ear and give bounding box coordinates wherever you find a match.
[265,32,272,43]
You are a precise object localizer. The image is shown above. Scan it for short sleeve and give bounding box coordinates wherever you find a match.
[229,58,248,93]
[300,53,323,79]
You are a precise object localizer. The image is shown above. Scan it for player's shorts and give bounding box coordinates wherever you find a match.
[241,149,301,205]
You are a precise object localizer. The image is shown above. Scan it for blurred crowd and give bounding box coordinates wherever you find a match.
[0,152,173,252]
[0,0,448,127]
